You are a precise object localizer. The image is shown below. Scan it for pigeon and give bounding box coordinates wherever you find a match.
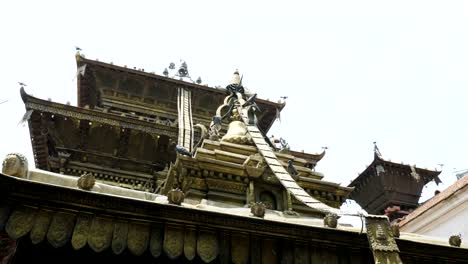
[287,160,298,176]
[212,115,222,126]
[175,145,192,156]
[242,93,257,107]
[196,77,202,84]
[163,68,169,77]
[18,109,33,125]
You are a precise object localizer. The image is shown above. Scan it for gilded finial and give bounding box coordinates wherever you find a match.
[231,69,241,85]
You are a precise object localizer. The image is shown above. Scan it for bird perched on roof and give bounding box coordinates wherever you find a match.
[287,160,298,176]
[18,110,33,126]
[242,93,257,106]
[18,82,27,87]
[163,68,169,77]
[212,115,222,126]
[175,145,192,156]
[75,46,82,52]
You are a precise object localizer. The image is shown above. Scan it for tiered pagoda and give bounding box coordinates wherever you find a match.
[348,146,442,221]
[0,53,466,263]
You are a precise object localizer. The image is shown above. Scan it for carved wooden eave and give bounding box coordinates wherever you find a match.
[169,139,352,209]
[288,150,326,170]
[20,88,176,191]
[348,153,442,214]
[1,173,467,263]
[75,55,285,133]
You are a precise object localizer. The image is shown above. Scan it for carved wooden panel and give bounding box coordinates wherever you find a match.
[46,212,76,248]
[112,220,128,255]
[88,216,114,252]
[30,209,53,245]
[6,207,36,240]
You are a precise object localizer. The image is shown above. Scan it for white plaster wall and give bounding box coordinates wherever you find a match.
[400,187,468,240]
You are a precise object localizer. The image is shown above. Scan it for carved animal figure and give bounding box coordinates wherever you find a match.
[2,153,28,178]
[77,173,95,190]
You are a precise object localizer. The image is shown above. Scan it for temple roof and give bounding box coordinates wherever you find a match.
[1,169,467,263]
[348,153,442,214]
[75,55,285,133]
[349,153,442,188]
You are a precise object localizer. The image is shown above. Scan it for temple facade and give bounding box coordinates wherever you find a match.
[0,54,467,263]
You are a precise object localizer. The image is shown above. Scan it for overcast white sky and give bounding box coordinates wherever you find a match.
[1,1,467,210]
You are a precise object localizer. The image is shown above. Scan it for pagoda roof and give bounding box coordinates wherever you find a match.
[168,139,353,210]
[348,153,442,214]
[349,153,442,188]
[76,55,285,133]
[20,88,177,175]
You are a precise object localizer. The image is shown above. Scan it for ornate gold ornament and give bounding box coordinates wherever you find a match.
[323,213,338,228]
[163,225,184,259]
[250,202,266,218]
[197,230,218,263]
[71,214,92,250]
[221,121,253,145]
[2,153,28,178]
[127,223,150,256]
[5,207,36,240]
[30,209,53,245]
[77,173,96,190]
[88,217,114,252]
[167,188,185,205]
[47,212,76,248]
[449,234,462,247]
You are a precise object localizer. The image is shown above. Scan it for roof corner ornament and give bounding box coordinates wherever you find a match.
[250,202,266,218]
[2,153,29,178]
[177,61,189,78]
[449,234,462,247]
[373,141,382,158]
[77,172,96,190]
[225,69,244,94]
[167,188,185,205]
[323,213,339,228]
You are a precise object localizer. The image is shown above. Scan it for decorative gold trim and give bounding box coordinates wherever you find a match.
[163,225,184,259]
[127,223,150,256]
[88,216,114,252]
[46,212,76,248]
[71,213,92,250]
[30,209,53,245]
[111,220,128,255]
[6,207,37,240]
